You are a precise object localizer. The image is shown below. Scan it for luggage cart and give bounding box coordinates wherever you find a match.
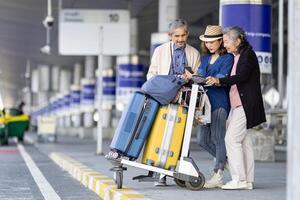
[108,83,207,190]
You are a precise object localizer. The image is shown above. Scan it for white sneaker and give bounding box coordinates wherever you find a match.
[246,182,253,190]
[204,170,223,188]
[154,176,167,186]
[221,180,248,190]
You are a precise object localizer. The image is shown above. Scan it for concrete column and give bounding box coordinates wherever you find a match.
[63,92,71,127]
[278,0,284,106]
[84,56,96,79]
[150,0,177,58]
[150,33,170,57]
[73,62,82,85]
[38,65,50,92]
[58,69,71,130]
[51,66,60,92]
[31,69,39,93]
[37,92,49,107]
[99,56,114,128]
[220,0,272,74]
[130,18,138,55]
[56,93,65,128]
[158,0,179,32]
[116,56,144,111]
[81,56,96,132]
[81,78,96,128]
[70,85,81,128]
[22,87,31,114]
[37,65,50,107]
[287,1,300,199]
[59,69,71,93]
[70,62,83,131]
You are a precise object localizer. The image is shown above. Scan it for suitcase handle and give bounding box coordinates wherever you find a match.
[131,98,149,139]
[134,116,147,139]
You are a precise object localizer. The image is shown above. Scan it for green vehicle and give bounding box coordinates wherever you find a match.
[4,108,29,142]
[0,108,30,145]
[0,110,8,145]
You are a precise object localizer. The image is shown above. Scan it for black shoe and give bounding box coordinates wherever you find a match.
[154,176,167,186]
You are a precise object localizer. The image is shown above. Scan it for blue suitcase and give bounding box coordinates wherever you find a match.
[110,91,159,160]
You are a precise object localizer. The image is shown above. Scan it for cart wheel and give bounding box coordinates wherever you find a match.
[185,173,205,191]
[174,178,186,188]
[114,171,123,189]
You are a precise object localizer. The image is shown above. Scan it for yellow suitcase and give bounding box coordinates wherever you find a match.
[142,104,187,170]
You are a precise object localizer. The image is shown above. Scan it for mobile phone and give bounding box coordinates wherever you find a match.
[191,75,206,84]
[184,66,193,73]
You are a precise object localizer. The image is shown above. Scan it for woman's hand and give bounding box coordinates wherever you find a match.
[206,76,220,85]
[181,69,193,81]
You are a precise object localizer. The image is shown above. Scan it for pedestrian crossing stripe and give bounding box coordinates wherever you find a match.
[49,152,150,200]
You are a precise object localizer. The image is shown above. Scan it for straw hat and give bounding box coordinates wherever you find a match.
[199,25,223,42]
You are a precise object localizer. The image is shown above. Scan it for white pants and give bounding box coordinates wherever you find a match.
[225,106,254,182]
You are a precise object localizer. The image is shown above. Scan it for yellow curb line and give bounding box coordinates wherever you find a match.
[49,152,151,200]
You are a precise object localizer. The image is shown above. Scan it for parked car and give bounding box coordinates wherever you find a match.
[4,108,29,142]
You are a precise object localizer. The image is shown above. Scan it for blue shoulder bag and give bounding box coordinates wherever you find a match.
[141,75,186,105]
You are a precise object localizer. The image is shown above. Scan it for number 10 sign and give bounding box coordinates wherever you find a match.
[59,9,130,56]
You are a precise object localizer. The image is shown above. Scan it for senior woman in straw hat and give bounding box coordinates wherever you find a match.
[197,25,233,188]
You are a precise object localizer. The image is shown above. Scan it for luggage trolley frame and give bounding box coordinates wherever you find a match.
[110,84,206,190]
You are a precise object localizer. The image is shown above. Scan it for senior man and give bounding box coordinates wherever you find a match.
[147,18,200,186]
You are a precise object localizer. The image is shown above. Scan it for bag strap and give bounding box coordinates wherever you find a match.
[169,42,174,75]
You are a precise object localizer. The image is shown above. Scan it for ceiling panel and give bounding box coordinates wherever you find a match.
[0,0,219,107]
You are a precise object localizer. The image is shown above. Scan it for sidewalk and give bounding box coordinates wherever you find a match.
[27,133,286,200]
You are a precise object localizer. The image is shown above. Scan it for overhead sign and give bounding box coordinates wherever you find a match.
[59,9,130,55]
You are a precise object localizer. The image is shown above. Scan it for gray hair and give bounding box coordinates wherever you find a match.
[168,19,188,33]
[223,26,251,53]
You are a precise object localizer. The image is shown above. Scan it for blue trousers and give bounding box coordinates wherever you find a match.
[198,108,228,173]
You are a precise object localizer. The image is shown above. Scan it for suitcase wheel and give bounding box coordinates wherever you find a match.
[169,165,176,171]
[175,117,181,123]
[168,151,174,157]
[146,159,154,166]
[182,107,188,114]
[155,147,160,154]
[162,113,167,119]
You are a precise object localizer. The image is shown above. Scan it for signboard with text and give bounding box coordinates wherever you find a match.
[59,9,130,55]
[220,1,272,74]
